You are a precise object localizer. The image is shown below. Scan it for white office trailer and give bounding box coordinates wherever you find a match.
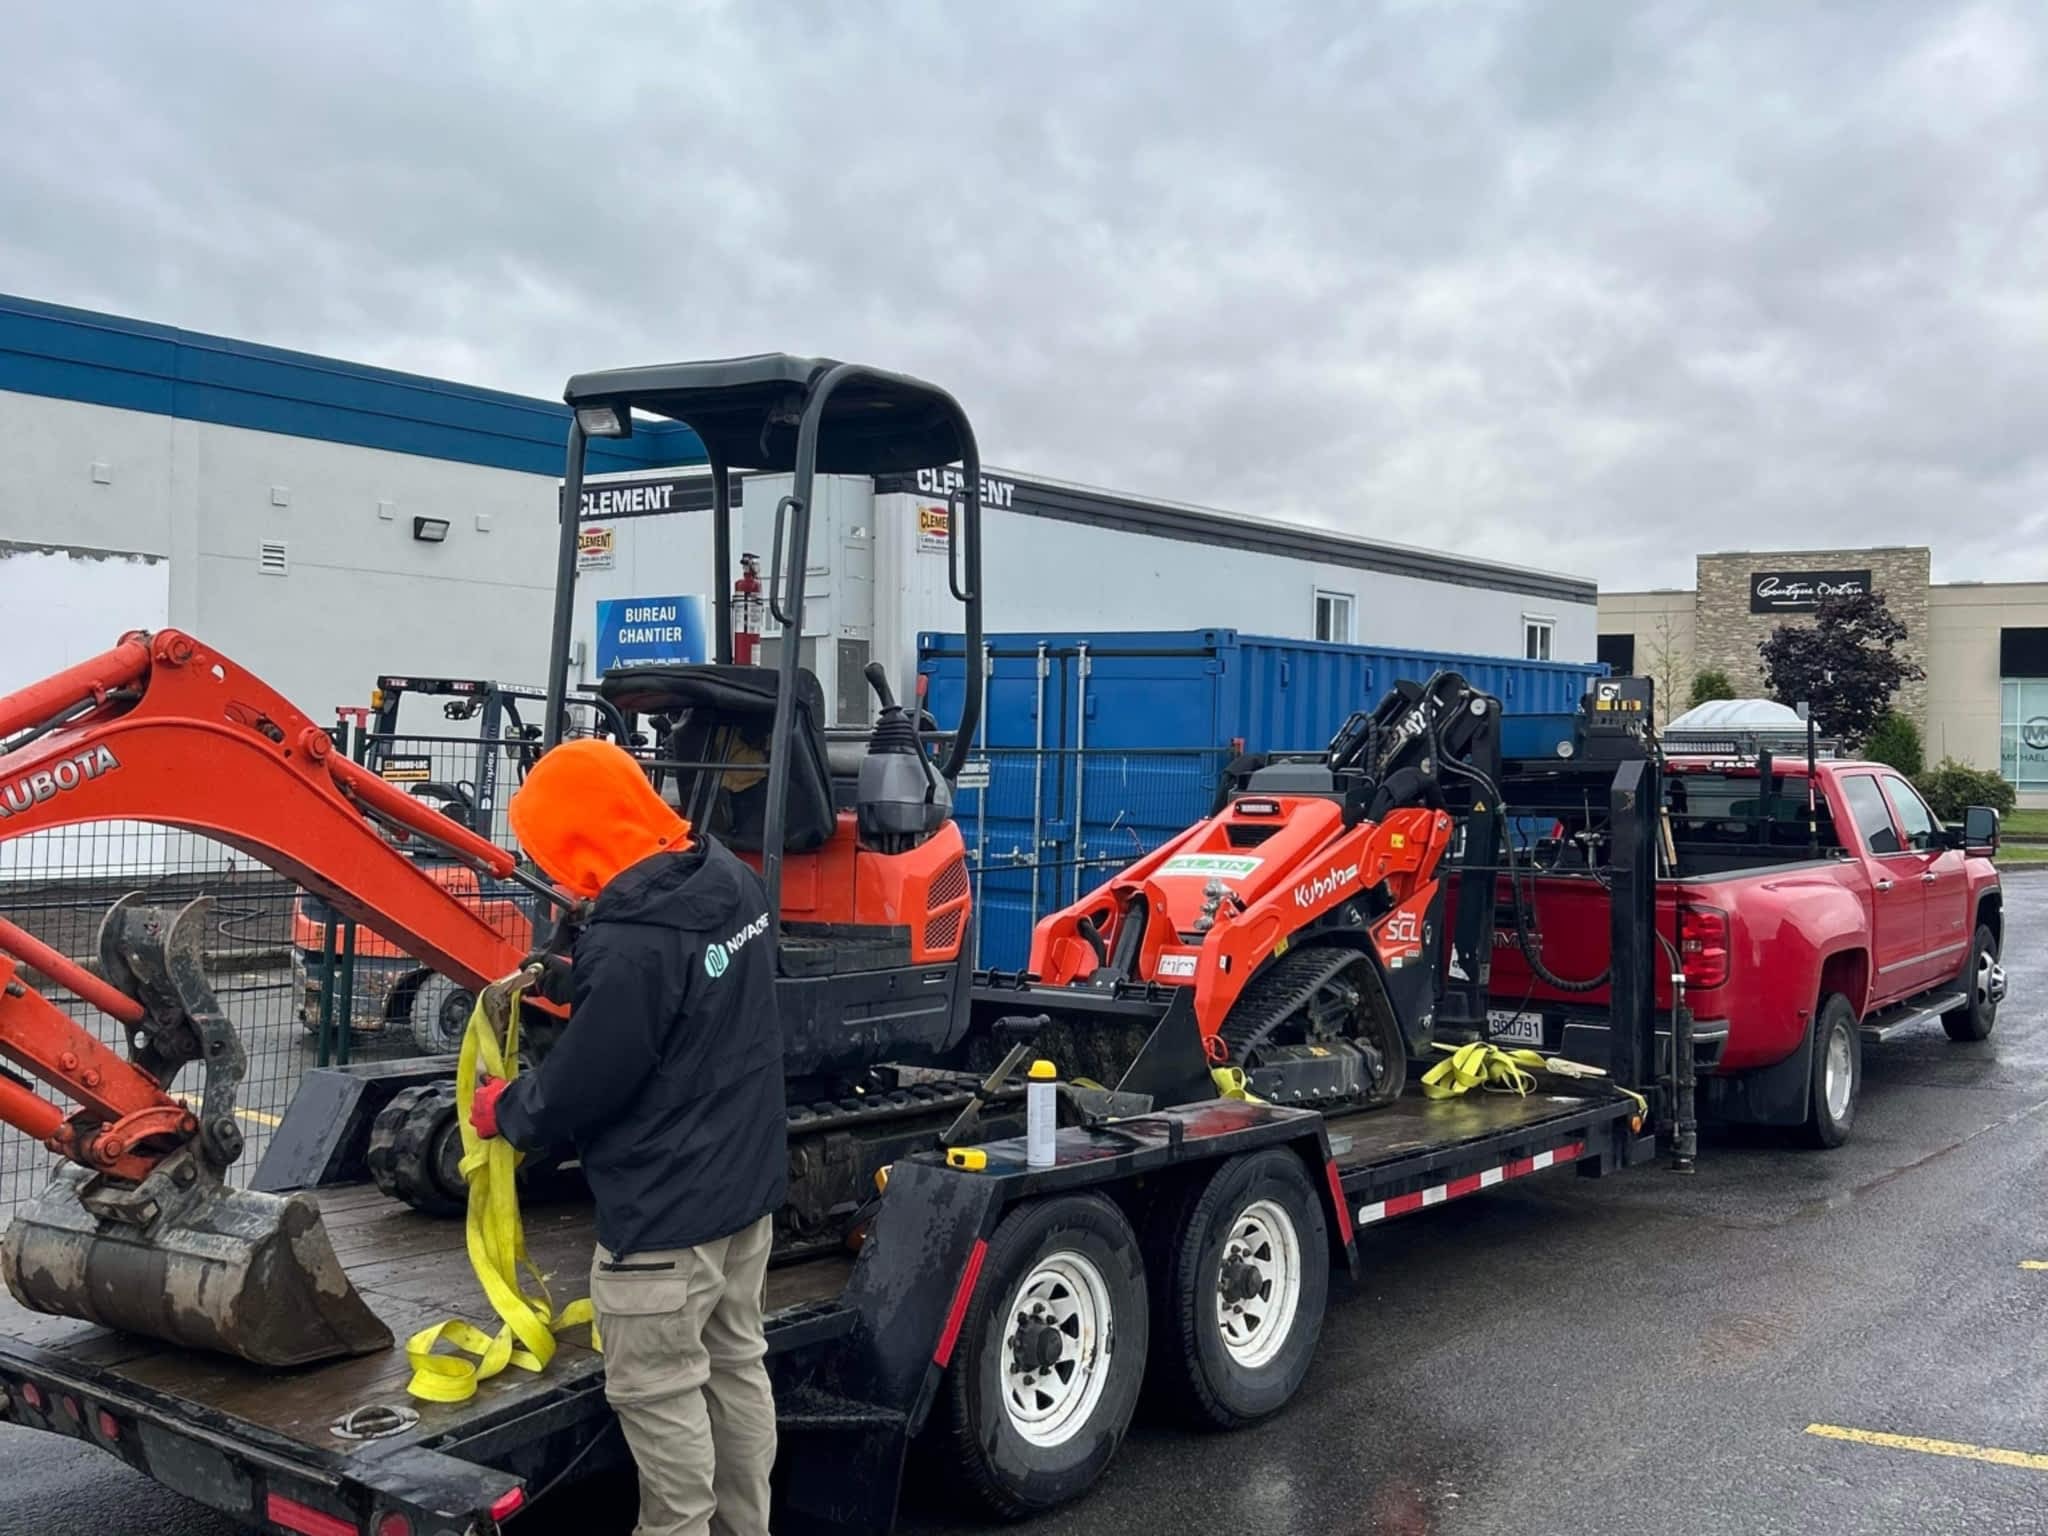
[572,464,1597,727]
[2,295,1595,746]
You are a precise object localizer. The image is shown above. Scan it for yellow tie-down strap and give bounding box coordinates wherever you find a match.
[406,986,599,1404]
[1422,1039,1649,1121]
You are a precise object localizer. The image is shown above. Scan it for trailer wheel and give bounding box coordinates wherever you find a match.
[1941,923,2001,1042]
[942,1193,1148,1519]
[409,973,474,1055]
[1803,993,1861,1149]
[1151,1149,1329,1428]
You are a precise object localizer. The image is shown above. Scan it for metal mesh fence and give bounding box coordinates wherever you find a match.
[0,824,301,1219]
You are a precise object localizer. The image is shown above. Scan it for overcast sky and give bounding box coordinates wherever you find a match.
[4,2,2043,589]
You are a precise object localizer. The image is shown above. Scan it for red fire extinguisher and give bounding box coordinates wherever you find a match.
[734,552,764,666]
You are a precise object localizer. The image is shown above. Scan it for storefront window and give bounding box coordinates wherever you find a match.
[2000,679,2048,790]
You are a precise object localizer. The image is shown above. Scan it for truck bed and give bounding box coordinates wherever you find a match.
[0,1183,852,1459]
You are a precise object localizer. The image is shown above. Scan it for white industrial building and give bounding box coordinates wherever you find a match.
[1,294,1596,732]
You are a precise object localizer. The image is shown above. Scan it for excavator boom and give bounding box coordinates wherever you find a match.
[0,630,570,1365]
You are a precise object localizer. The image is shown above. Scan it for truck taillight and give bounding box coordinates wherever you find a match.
[1679,906,1729,989]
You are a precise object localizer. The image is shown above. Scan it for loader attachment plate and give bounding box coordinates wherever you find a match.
[1,1159,392,1367]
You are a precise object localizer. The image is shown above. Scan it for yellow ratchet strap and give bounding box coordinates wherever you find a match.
[1422,1039,1650,1121]
[405,988,598,1403]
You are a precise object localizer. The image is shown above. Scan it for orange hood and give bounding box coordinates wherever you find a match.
[508,739,691,900]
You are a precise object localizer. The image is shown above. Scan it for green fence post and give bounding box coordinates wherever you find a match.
[336,921,358,1067]
[315,917,339,1069]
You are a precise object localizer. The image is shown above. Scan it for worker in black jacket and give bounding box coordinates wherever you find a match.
[470,738,787,1536]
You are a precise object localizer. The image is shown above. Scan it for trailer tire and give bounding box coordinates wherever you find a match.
[1941,923,2001,1042]
[1150,1148,1328,1429]
[942,1193,1148,1519]
[408,973,475,1055]
[1803,993,1861,1149]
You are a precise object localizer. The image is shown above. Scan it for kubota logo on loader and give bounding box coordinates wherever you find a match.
[0,746,119,817]
[1294,862,1360,909]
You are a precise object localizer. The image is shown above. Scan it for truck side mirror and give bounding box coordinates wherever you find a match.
[1962,805,2000,856]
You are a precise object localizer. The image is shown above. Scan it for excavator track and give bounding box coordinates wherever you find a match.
[1217,944,1404,1110]
[370,1070,1019,1224]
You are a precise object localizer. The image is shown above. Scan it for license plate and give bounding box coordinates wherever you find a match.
[1486,1009,1543,1046]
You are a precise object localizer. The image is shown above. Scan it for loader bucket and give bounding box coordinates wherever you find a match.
[1,1160,392,1368]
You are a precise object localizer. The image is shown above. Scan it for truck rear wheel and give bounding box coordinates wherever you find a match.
[941,1193,1148,1519]
[1941,923,2001,1042]
[1150,1148,1328,1429]
[1803,993,1861,1149]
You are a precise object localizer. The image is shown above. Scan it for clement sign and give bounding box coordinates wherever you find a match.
[1749,568,1872,613]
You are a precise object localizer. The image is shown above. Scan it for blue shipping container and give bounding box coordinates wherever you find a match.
[919,628,1604,968]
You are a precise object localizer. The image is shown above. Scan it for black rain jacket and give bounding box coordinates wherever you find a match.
[495,837,787,1256]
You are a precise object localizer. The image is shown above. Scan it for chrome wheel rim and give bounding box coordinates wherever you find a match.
[1824,1024,1853,1122]
[1000,1251,1112,1448]
[1214,1199,1303,1370]
[1977,949,2000,1013]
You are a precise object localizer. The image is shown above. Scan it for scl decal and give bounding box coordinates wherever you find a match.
[0,746,119,818]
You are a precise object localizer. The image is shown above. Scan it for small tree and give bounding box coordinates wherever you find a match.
[1758,589,1924,749]
[1688,668,1738,708]
[1863,712,1924,776]
[1915,758,2015,820]
[1639,614,1693,727]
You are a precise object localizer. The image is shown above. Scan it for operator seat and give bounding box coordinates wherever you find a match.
[599,664,837,852]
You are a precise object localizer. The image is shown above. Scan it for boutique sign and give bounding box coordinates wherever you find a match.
[1748,568,1872,613]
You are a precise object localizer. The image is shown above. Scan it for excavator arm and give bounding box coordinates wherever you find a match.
[0,630,571,1366]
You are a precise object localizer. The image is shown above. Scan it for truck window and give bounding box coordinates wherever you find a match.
[1840,773,1901,855]
[1881,773,1939,851]
[1663,771,1838,852]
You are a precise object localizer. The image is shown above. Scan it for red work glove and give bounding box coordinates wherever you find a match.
[470,1076,508,1140]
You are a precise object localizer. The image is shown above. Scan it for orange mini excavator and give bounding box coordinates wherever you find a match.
[0,353,993,1365]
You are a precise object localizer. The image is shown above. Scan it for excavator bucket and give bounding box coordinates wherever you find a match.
[2,1155,392,1368]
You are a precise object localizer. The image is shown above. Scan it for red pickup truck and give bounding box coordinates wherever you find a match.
[1480,755,2006,1147]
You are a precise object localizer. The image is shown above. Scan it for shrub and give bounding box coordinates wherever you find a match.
[1688,668,1738,708]
[1914,758,2015,821]
[1863,712,1924,777]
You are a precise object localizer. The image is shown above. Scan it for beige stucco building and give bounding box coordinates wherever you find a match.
[1599,547,2048,807]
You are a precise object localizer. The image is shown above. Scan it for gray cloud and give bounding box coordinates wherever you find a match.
[4,1,2043,588]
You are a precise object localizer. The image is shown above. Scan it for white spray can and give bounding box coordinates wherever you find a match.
[1026,1059,1058,1167]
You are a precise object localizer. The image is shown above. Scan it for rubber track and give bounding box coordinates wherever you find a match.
[1216,945,1368,1064]
[366,1082,465,1217]
[370,1071,1010,1216]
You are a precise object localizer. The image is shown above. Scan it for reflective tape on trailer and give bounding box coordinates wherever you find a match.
[1355,1141,1586,1226]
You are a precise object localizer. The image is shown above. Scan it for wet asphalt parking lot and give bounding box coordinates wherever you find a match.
[5,875,2047,1535]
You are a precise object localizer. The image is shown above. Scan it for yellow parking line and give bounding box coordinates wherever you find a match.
[2020,1261,2048,1271]
[1805,1424,2048,1472]
[173,1093,282,1128]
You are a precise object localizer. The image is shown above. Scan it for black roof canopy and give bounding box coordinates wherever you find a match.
[562,352,971,475]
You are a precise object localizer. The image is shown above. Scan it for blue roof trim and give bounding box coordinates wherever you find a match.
[0,293,706,478]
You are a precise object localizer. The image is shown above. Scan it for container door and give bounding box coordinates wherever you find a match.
[1063,643,1226,919]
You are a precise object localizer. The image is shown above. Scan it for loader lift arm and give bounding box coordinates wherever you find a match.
[0,630,572,1365]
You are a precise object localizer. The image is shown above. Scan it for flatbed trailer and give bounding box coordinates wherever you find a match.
[0,682,1677,1534]
[0,1080,1648,1536]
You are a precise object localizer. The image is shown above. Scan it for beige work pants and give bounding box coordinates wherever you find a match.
[591,1214,777,1536]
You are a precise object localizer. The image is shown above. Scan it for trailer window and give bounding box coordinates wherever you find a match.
[1839,773,1901,855]
[1665,772,1839,852]
[1315,590,1354,643]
